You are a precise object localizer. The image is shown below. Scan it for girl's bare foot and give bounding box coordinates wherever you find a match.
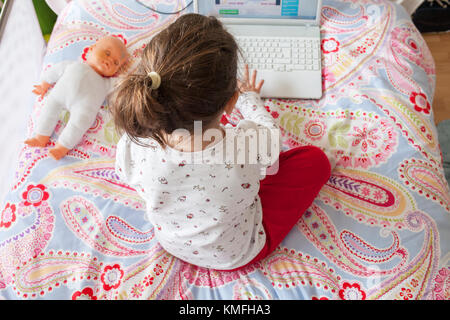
[49,143,70,160]
[24,135,50,147]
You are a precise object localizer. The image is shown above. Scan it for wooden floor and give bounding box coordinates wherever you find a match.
[422,32,450,125]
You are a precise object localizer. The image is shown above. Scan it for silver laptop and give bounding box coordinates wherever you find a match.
[194,0,323,99]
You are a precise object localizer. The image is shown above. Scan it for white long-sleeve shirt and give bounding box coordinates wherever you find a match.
[115,92,281,269]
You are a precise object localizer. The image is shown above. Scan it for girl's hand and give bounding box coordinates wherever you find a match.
[238,64,264,94]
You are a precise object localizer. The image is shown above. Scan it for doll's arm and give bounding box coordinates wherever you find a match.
[33,61,73,97]
[40,61,73,84]
[32,81,52,98]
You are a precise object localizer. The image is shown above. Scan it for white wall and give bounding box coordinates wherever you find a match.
[0,0,46,203]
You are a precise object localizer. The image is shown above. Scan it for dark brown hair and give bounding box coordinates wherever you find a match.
[111,13,239,148]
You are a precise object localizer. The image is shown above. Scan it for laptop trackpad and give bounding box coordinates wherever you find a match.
[256,70,323,99]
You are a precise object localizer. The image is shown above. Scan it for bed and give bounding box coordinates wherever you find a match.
[0,0,449,300]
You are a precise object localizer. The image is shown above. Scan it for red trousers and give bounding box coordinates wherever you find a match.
[232,145,331,271]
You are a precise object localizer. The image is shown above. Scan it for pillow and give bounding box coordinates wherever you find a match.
[45,0,72,15]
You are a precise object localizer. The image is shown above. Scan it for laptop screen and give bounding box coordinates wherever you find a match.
[196,0,319,21]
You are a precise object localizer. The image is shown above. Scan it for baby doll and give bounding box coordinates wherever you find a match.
[25,36,129,160]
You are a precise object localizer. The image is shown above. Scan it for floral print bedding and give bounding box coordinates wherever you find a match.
[0,0,449,300]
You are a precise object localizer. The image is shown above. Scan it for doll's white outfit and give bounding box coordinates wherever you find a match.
[36,61,114,149]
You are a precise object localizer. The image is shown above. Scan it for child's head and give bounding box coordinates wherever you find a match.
[112,13,239,147]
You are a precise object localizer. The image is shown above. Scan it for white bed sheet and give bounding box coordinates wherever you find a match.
[0,0,46,202]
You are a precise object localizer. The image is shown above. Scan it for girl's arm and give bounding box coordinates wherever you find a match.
[235,66,282,172]
[236,64,277,130]
[236,91,277,130]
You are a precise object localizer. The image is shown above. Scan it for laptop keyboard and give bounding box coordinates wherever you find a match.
[236,36,321,72]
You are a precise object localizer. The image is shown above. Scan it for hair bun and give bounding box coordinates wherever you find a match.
[147,71,161,90]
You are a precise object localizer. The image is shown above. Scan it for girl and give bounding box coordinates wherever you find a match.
[112,14,332,270]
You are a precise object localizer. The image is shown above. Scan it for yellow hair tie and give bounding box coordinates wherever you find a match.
[148,71,161,90]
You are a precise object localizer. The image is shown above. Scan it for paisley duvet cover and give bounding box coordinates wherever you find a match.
[0,0,449,300]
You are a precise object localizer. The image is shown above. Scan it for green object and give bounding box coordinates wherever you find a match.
[219,9,239,15]
[32,0,57,40]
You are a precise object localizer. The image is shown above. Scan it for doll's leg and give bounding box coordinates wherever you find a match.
[48,144,70,160]
[25,96,63,147]
[49,106,98,160]
[24,134,51,147]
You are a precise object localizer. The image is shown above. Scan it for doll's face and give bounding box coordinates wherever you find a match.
[87,36,128,77]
